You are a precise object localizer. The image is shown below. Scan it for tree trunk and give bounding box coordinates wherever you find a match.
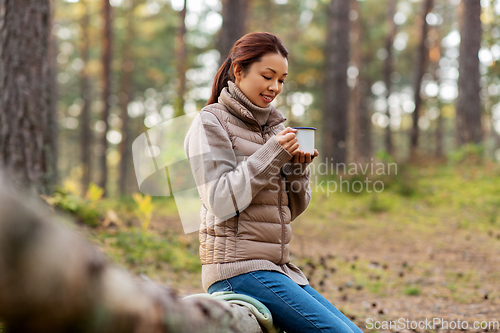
[323,0,350,170]
[174,0,187,118]
[383,0,397,157]
[455,0,482,146]
[218,0,248,65]
[0,0,54,195]
[350,0,371,164]
[435,97,444,158]
[430,28,444,158]
[0,179,265,333]
[410,0,433,159]
[99,0,113,194]
[80,0,92,195]
[118,1,136,196]
[48,0,59,189]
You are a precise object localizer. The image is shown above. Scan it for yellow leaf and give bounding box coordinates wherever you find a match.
[85,182,104,203]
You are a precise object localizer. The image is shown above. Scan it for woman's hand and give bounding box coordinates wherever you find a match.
[292,149,319,164]
[275,127,300,157]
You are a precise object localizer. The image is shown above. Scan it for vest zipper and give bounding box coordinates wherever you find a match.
[235,212,239,236]
[263,121,287,264]
[278,173,285,265]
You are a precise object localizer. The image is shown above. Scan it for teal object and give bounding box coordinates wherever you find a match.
[184,291,284,333]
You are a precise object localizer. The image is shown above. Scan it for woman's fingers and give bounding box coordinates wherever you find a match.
[305,152,311,163]
[289,142,300,155]
[282,137,298,151]
[296,152,304,163]
[282,127,297,135]
[276,128,298,156]
[284,133,297,143]
[277,127,297,138]
[290,151,316,164]
[291,151,307,163]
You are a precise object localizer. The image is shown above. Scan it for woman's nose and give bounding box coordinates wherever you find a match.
[269,80,279,91]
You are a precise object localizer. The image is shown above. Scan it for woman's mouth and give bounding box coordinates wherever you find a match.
[261,94,273,102]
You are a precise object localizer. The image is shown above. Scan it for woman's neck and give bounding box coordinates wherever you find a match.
[227,80,271,126]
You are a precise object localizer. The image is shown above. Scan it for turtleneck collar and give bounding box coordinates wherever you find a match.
[227,80,271,126]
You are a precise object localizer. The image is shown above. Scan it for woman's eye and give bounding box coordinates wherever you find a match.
[263,76,284,84]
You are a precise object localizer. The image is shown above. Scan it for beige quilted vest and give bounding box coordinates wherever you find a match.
[198,91,293,266]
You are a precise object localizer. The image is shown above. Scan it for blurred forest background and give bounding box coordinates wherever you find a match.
[1,0,500,331]
[2,0,499,194]
[47,0,500,197]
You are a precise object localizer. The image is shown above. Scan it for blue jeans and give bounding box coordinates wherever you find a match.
[207,270,363,333]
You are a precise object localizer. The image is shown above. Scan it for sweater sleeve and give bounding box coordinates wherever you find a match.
[184,111,293,221]
[282,161,312,221]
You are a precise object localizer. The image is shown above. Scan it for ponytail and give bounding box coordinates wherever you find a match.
[206,56,234,106]
[205,32,289,107]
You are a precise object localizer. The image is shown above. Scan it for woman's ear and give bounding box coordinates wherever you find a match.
[233,63,243,81]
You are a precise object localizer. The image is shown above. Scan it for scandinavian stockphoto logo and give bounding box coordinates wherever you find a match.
[132,113,254,235]
[295,159,397,194]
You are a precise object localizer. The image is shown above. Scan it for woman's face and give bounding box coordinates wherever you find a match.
[233,53,288,108]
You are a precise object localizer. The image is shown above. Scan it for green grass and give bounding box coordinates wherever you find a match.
[404,286,421,296]
[307,160,500,233]
[87,227,201,279]
[291,160,500,305]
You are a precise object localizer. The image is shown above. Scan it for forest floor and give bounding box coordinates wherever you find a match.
[76,160,500,333]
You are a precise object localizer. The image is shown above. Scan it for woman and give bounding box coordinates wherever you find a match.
[184,32,362,333]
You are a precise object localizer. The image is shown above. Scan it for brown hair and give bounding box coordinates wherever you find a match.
[206,32,289,106]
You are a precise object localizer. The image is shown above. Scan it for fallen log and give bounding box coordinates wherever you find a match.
[0,180,264,333]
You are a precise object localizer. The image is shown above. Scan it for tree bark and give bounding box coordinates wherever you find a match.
[410,0,433,159]
[99,0,113,194]
[118,1,136,196]
[0,0,54,195]
[429,27,444,158]
[0,178,264,333]
[383,0,397,156]
[455,0,482,146]
[350,0,371,164]
[174,0,187,118]
[48,0,59,189]
[80,0,92,195]
[217,0,248,65]
[323,0,350,170]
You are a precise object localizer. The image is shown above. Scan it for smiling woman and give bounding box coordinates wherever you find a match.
[183,32,361,333]
[233,53,287,107]
[206,32,287,107]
